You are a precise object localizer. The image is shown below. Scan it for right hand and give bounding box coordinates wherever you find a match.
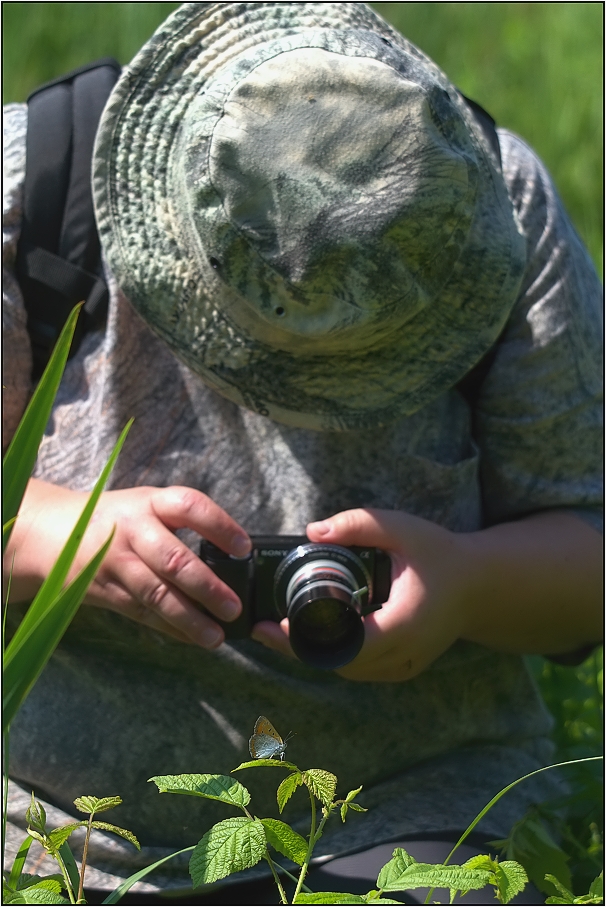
[3,479,251,648]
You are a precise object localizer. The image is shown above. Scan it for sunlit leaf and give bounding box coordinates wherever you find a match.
[74,795,122,815]
[301,769,337,808]
[150,773,250,808]
[189,817,265,887]
[277,772,303,813]
[261,818,308,866]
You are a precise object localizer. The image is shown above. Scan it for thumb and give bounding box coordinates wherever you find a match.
[307,508,407,552]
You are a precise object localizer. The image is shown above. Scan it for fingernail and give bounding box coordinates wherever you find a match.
[220,599,240,621]
[202,626,223,648]
[308,520,331,536]
[231,534,252,557]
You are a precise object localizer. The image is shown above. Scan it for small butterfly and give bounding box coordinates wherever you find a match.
[249,715,290,761]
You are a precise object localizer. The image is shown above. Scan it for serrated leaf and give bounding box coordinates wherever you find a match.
[189,817,265,887]
[339,786,367,822]
[277,772,303,813]
[376,849,417,889]
[90,821,140,850]
[4,885,70,904]
[47,823,85,850]
[380,863,492,893]
[233,759,299,771]
[494,861,528,903]
[150,773,250,808]
[261,818,308,866]
[26,828,48,847]
[362,891,404,904]
[301,769,337,807]
[74,795,122,815]
[462,854,497,874]
[589,873,604,898]
[294,893,368,904]
[15,875,63,892]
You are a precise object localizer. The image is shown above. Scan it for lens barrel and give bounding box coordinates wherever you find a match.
[274,545,372,669]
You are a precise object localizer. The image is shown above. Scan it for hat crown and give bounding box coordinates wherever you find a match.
[176,42,479,353]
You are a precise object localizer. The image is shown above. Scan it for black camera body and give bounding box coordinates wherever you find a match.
[200,536,392,670]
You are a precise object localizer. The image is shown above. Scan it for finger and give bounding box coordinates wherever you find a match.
[251,619,295,659]
[87,578,196,645]
[131,521,243,621]
[99,556,228,649]
[307,508,410,551]
[152,486,251,557]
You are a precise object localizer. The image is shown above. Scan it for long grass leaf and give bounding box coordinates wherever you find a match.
[444,756,604,866]
[3,530,114,732]
[4,419,132,670]
[8,834,33,888]
[101,846,195,904]
[2,305,81,548]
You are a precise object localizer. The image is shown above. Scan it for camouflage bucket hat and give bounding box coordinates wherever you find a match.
[93,1,526,431]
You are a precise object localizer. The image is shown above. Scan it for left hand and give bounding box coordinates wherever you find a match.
[251,508,471,682]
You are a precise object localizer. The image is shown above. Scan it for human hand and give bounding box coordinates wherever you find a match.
[251,508,471,681]
[5,479,251,649]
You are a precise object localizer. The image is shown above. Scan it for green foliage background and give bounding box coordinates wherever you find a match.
[3,2,603,278]
[3,0,603,888]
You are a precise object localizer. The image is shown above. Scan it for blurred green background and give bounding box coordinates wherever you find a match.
[2,2,603,892]
[3,2,603,277]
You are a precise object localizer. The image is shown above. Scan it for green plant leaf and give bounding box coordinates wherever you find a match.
[3,529,115,733]
[380,862,492,893]
[260,818,308,866]
[3,884,70,904]
[57,842,80,901]
[294,893,368,904]
[490,811,572,897]
[3,305,81,551]
[101,846,194,905]
[47,823,85,851]
[362,891,404,904]
[73,795,122,815]
[150,773,250,808]
[494,861,528,903]
[8,836,33,889]
[301,769,337,808]
[233,759,299,771]
[189,817,266,887]
[277,771,303,813]
[339,785,367,822]
[376,848,417,889]
[90,821,140,849]
[589,873,603,899]
[25,794,47,834]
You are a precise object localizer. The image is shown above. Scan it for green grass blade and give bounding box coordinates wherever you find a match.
[444,757,604,867]
[8,834,33,888]
[2,529,114,733]
[4,418,132,671]
[100,846,194,904]
[2,305,81,550]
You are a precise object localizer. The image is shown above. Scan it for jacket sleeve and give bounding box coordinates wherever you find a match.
[3,103,33,451]
[475,130,603,533]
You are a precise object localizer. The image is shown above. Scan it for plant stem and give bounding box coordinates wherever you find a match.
[77,813,94,903]
[264,852,289,905]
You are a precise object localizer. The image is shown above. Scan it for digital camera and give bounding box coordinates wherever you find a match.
[200,536,391,670]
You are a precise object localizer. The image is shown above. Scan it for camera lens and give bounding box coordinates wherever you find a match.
[274,545,372,670]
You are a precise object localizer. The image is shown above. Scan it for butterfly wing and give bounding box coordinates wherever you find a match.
[249,716,287,760]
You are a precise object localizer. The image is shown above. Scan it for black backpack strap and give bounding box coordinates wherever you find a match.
[16,58,121,379]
